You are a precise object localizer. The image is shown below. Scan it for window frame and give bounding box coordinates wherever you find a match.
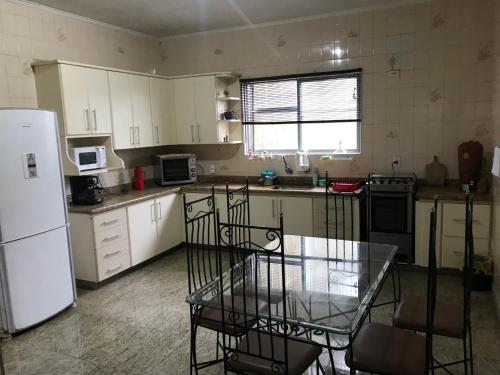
[241,69,362,155]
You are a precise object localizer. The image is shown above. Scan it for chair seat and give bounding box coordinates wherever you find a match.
[393,295,464,338]
[227,330,322,375]
[345,323,426,375]
[195,306,257,336]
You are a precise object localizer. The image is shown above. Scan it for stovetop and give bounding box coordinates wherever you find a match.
[369,173,417,192]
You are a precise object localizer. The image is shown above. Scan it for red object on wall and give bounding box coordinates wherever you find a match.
[134,166,145,190]
[458,141,483,185]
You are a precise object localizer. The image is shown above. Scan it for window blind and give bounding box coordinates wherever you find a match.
[240,69,362,126]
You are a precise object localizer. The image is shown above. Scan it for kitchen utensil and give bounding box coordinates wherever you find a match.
[330,182,361,192]
[282,155,293,174]
[69,175,103,205]
[425,156,448,186]
[134,166,145,190]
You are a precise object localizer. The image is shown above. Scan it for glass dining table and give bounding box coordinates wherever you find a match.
[186,235,398,372]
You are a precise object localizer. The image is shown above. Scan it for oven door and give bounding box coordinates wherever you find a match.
[369,192,412,234]
[76,150,98,171]
[161,158,191,184]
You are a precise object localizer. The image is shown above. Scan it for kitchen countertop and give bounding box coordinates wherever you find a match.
[68,182,362,215]
[416,186,492,203]
[69,182,492,215]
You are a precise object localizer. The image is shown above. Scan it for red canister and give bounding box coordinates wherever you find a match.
[458,141,483,186]
[134,166,145,190]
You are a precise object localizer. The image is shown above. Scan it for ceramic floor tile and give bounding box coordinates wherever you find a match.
[1,250,499,374]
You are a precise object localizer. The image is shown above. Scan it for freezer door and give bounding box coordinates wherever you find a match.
[0,110,67,242]
[0,226,74,332]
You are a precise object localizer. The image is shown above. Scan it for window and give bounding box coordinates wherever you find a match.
[241,69,361,154]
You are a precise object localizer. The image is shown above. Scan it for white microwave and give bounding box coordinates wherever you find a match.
[154,153,197,186]
[70,146,107,172]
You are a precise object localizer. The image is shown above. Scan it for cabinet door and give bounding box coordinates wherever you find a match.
[156,194,184,253]
[109,71,134,149]
[414,202,442,267]
[173,78,196,144]
[278,196,313,236]
[150,78,176,146]
[193,76,218,144]
[87,68,112,134]
[59,64,91,135]
[127,200,158,266]
[131,75,154,148]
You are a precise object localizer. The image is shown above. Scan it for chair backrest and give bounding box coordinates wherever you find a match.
[183,187,218,294]
[225,180,251,266]
[463,184,475,329]
[424,195,438,371]
[216,211,289,373]
[325,172,364,241]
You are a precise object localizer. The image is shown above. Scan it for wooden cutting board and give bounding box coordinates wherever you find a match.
[425,156,448,186]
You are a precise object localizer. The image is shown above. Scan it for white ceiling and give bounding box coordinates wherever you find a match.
[28,0,422,37]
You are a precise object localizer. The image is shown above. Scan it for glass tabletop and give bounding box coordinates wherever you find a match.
[186,235,398,335]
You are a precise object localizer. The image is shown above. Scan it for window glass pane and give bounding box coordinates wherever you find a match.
[301,122,358,151]
[300,78,359,121]
[253,124,298,151]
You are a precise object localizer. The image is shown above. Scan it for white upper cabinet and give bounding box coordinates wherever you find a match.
[149,77,176,146]
[173,76,218,144]
[108,72,153,149]
[34,63,113,136]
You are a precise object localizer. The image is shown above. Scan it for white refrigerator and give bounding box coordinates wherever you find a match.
[0,109,76,333]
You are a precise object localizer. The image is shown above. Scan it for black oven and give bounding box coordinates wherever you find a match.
[368,174,416,263]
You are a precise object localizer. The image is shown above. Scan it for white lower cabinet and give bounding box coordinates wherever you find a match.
[69,207,132,283]
[128,194,184,266]
[312,197,360,240]
[414,201,491,269]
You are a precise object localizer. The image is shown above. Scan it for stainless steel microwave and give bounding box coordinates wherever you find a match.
[154,154,197,186]
[69,146,107,172]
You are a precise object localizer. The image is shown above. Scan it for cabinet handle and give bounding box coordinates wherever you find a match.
[101,219,119,226]
[151,203,156,223]
[103,234,120,242]
[93,109,97,131]
[155,126,159,144]
[272,200,275,218]
[197,124,201,143]
[279,199,283,214]
[104,249,121,258]
[129,126,134,145]
[190,125,194,143]
[106,264,122,274]
[136,127,140,144]
[85,109,90,132]
[157,202,162,221]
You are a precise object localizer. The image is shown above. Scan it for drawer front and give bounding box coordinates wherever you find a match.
[313,197,356,216]
[94,224,128,249]
[314,226,357,240]
[93,208,127,233]
[314,213,354,230]
[441,236,489,269]
[97,247,131,281]
[443,204,490,238]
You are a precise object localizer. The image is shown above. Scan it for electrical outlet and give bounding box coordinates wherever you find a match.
[392,157,401,167]
[209,165,216,175]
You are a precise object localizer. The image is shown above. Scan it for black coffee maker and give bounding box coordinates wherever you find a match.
[69,176,103,205]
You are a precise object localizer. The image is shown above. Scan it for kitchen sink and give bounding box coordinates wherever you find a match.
[271,185,315,190]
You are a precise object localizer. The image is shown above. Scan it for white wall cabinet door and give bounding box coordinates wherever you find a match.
[193,76,218,144]
[59,64,91,135]
[150,78,175,146]
[109,71,135,149]
[278,196,313,236]
[131,74,154,148]
[156,194,184,253]
[174,77,197,144]
[127,200,158,266]
[109,72,153,149]
[414,201,442,267]
[87,68,112,134]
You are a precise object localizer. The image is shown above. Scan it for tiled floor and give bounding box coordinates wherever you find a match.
[2,249,500,374]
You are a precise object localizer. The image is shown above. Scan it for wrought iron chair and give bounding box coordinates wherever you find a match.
[393,190,475,374]
[216,212,324,374]
[184,188,257,375]
[345,201,438,375]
